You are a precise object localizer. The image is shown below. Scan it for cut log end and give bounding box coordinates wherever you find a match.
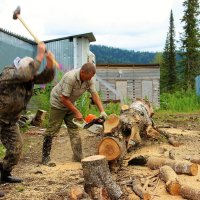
[98,137,121,161]
[103,114,120,134]
[167,181,181,196]
[81,155,105,162]
[143,193,151,200]
[191,163,198,176]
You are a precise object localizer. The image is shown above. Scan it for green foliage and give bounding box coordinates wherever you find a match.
[161,10,177,92]
[179,0,200,89]
[0,145,5,159]
[90,45,156,64]
[30,83,52,112]
[159,89,200,112]
[75,92,121,117]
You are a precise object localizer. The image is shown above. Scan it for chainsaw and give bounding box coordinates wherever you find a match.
[72,117,105,134]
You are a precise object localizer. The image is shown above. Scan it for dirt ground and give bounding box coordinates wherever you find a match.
[1,113,200,200]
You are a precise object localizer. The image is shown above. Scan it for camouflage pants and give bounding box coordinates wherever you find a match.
[0,121,23,172]
[44,107,83,161]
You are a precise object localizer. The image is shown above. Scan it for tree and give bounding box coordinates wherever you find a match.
[179,0,200,89]
[161,10,177,92]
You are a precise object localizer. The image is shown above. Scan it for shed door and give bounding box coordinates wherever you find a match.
[116,81,127,100]
[142,80,153,102]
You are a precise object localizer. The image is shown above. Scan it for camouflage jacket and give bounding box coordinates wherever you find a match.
[0,59,55,123]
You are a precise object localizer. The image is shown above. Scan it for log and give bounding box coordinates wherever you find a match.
[147,156,198,176]
[31,109,47,126]
[168,137,183,147]
[132,176,151,200]
[103,114,120,134]
[98,137,125,161]
[185,156,200,164]
[180,184,200,200]
[81,155,122,200]
[159,165,180,195]
[120,104,129,112]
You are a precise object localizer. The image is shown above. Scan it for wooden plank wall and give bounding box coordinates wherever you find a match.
[96,65,160,107]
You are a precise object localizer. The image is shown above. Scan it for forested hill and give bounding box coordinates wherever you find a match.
[90,45,157,64]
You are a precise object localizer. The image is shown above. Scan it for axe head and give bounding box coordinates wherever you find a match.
[13,6,21,20]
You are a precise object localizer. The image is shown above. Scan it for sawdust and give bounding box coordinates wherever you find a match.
[0,115,200,200]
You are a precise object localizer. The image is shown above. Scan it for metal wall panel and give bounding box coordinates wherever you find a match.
[0,32,35,72]
[45,39,74,71]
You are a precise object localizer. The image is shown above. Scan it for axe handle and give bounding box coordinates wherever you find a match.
[17,15,60,69]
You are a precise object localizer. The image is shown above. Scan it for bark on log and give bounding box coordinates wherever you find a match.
[186,156,200,164]
[180,184,200,200]
[147,156,198,176]
[81,155,122,200]
[132,176,151,200]
[168,137,183,147]
[159,165,180,195]
[103,114,120,134]
[31,109,47,126]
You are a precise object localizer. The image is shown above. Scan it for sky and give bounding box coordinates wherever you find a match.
[0,0,185,52]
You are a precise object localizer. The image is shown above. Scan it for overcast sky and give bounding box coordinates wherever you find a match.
[0,0,184,52]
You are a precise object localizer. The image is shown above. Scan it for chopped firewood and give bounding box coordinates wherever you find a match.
[124,186,140,200]
[146,125,160,138]
[98,136,126,161]
[81,155,122,200]
[180,184,200,200]
[69,185,85,200]
[147,156,198,176]
[185,156,200,164]
[159,165,181,195]
[168,137,183,147]
[128,155,149,166]
[131,176,151,200]
[103,114,120,134]
[121,104,129,112]
[31,109,47,127]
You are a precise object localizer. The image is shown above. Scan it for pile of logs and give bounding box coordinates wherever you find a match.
[128,155,200,200]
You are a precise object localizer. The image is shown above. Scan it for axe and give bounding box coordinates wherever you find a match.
[13,6,61,69]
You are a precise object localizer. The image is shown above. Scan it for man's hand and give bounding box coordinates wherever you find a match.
[46,51,54,68]
[36,42,46,62]
[100,111,108,119]
[74,110,83,120]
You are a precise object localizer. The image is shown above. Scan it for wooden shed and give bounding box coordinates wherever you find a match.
[96,63,160,107]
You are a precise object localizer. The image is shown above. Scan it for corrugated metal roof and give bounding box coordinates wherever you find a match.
[44,32,96,43]
[0,28,35,44]
[0,28,95,44]
[96,63,160,68]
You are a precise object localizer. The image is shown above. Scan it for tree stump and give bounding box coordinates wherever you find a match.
[31,109,47,126]
[159,165,181,195]
[81,155,122,200]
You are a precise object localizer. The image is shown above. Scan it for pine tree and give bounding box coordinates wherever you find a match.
[180,0,200,89]
[161,10,177,92]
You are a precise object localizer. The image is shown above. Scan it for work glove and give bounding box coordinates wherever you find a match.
[100,111,108,119]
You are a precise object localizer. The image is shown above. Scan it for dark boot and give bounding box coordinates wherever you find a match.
[0,191,5,197]
[42,136,53,165]
[1,170,22,183]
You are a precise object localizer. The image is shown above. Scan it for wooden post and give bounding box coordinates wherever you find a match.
[159,165,181,195]
[81,155,122,200]
[31,109,47,127]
